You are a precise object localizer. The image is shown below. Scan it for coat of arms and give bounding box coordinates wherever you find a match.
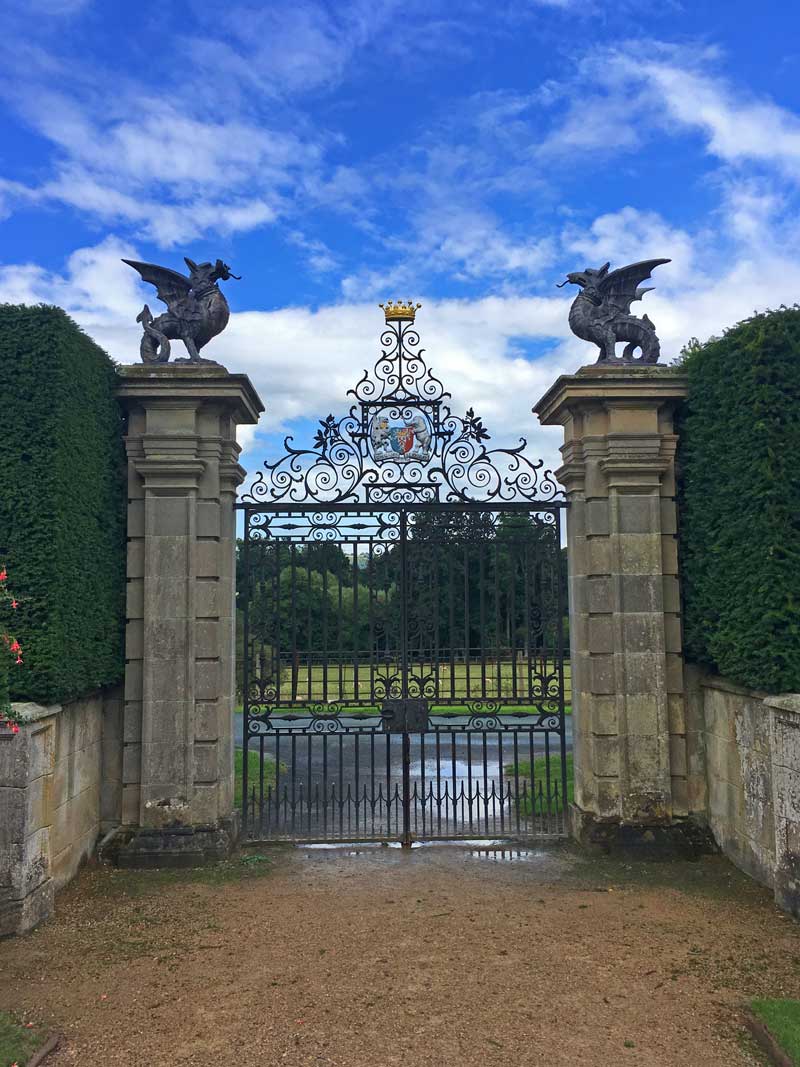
[370,413,433,465]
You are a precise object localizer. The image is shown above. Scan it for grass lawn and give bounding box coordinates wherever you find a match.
[750,999,800,1064]
[234,748,282,808]
[0,1011,46,1067]
[236,704,571,718]
[504,752,574,810]
[239,659,572,705]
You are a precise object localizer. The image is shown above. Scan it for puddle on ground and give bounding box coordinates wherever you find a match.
[468,847,532,862]
[297,839,539,860]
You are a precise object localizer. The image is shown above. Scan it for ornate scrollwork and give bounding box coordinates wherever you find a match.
[241,311,563,505]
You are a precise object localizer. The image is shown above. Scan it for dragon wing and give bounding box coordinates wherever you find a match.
[122,259,192,309]
[598,258,671,316]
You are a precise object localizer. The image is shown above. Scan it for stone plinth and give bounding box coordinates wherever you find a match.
[535,366,690,847]
[115,365,263,866]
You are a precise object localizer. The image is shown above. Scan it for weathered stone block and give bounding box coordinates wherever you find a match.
[124,659,143,702]
[668,735,687,777]
[122,783,140,825]
[624,653,665,696]
[73,742,100,797]
[195,540,220,579]
[621,613,663,654]
[196,620,220,659]
[592,736,620,777]
[127,498,145,538]
[195,702,220,742]
[595,777,620,817]
[150,497,190,537]
[662,575,680,613]
[585,500,609,536]
[616,494,657,535]
[620,574,661,613]
[24,774,52,835]
[661,536,679,576]
[147,656,188,700]
[664,614,682,654]
[123,702,142,743]
[621,694,662,737]
[670,776,689,816]
[144,578,189,622]
[586,576,612,613]
[589,655,615,695]
[122,743,142,786]
[197,500,221,538]
[126,539,145,579]
[195,578,221,618]
[587,538,610,576]
[665,654,684,695]
[193,741,219,784]
[140,741,190,789]
[617,532,662,574]
[659,498,677,536]
[146,701,188,744]
[0,736,29,791]
[591,696,618,736]
[126,578,144,620]
[668,693,686,735]
[588,616,614,655]
[148,535,189,578]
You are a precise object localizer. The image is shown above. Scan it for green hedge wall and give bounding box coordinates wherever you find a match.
[0,305,126,703]
[677,307,800,692]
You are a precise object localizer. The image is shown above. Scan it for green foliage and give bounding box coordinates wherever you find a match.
[234,747,280,809]
[0,1010,46,1067]
[677,308,800,692]
[750,999,800,1064]
[0,305,126,703]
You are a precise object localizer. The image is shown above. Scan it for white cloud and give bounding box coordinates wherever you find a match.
[539,43,800,184]
[6,198,800,495]
[563,206,696,286]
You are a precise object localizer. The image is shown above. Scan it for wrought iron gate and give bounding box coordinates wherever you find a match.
[236,303,568,843]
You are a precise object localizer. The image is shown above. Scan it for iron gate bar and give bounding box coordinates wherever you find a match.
[236,305,568,844]
[238,501,568,843]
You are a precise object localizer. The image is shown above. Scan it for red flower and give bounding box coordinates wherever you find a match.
[0,569,6,581]
[11,724,19,734]
[15,656,23,665]
[9,640,20,653]
[10,599,18,609]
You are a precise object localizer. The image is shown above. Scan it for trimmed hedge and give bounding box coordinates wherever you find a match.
[677,307,800,692]
[0,305,126,703]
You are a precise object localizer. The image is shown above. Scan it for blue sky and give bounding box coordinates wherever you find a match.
[1,0,799,476]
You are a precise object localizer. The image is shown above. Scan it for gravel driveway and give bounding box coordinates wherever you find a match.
[0,843,795,1066]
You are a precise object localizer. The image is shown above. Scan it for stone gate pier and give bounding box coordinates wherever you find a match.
[535,366,692,848]
[114,365,263,866]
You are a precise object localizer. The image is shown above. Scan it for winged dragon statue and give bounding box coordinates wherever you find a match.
[558,258,670,364]
[123,256,241,363]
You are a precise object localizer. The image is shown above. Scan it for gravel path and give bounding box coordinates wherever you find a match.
[1,844,796,1066]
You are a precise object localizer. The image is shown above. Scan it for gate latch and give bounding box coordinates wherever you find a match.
[381,700,429,733]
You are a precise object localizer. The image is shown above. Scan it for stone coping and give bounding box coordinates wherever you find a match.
[691,669,800,715]
[115,365,264,425]
[8,700,64,725]
[696,673,770,700]
[764,694,800,716]
[534,364,688,425]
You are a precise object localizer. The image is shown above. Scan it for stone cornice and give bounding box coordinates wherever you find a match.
[534,365,688,426]
[133,457,206,492]
[116,365,264,426]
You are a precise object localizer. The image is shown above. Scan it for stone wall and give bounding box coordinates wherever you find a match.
[0,687,121,936]
[685,666,800,915]
[535,368,689,842]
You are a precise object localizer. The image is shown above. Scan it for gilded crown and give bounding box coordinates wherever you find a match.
[379,300,421,322]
